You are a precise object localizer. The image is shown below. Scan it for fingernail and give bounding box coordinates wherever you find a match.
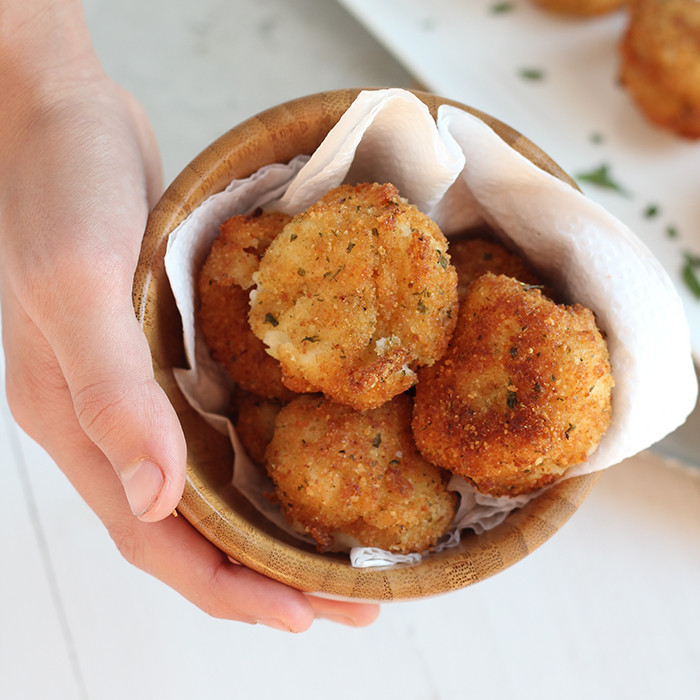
[120,459,164,517]
[256,618,295,633]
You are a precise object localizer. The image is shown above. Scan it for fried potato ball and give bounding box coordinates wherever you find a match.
[412,274,614,497]
[532,0,627,16]
[248,183,458,411]
[198,210,295,400]
[449,236,543,301]
[620,0,700,139]
[230,390,285,467]
[265,394,458,554]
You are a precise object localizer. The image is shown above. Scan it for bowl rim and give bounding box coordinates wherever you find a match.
[134,88,601,602]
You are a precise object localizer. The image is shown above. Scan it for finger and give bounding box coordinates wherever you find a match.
[2,304,316,631]
[5,281,186,521]
[306,595,381,627]
[4,297,380,631]
[57,297,186,521]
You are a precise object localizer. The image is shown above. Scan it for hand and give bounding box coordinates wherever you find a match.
[0,31,378,630]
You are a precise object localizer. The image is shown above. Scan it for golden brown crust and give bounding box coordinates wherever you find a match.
[265,394,458,553]
[412,274,614,496]
[249,183,458,411]
[620,0,700,139]
[230,390,285,467]
[448,236,544,301]
[198,210,295,400]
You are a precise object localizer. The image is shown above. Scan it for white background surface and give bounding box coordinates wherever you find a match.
[2,1,700,699]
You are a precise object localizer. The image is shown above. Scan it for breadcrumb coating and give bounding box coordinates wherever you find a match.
[198,210,295,400]
[412,274,614,496]
[248,183,458,411]
[230,389,285,467]
[265,394,458,553]
[620,0,700,139]
[448,236,543,301]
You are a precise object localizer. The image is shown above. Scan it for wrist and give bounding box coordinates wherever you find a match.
[0,1,104,116]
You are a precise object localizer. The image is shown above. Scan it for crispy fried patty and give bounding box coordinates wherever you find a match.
[266,393,458,553]
[412,274,614,496]
[249,183,458,411]
[198,210,294,400]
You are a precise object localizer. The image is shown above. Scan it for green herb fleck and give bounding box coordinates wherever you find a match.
[417,297,428,314]
[263,313,278,327]
[436,250,449,269]
[681,252,700,299]
[666,225,679,239]
[491,1,514,13]
[506,389,518,409]
[302,335,320,343]
[565,423,577,439]
[519,67,544,81]
[509,346,518,359]
[372,433,382,448]
[346,242,356,253]
[643,204,660,219]
[289,233,297,241]
[323,265,345,281]
[297,267,306,276]
[575,164,629,196]
[590,132,605,145]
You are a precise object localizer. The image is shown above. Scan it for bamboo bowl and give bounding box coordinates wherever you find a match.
[133,89,600,602]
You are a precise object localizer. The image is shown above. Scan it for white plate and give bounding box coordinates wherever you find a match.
[338,0,700,359]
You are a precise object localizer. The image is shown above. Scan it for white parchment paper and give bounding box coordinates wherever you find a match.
[164,89,697,567]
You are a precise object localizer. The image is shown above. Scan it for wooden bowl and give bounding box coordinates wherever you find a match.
[133,89,600,602]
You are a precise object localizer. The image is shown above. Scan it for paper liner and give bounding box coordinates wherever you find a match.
[164,89,697,568]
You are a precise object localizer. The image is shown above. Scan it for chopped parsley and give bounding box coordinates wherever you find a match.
[263,313,278,327]
[491,1,514,13]
[666,225,679,239]
[643,204,660,219]
[575,164,629,196]
[372,433,382,448]
[519,67,544,81]
[506,389,518,409]
[681,252,700,300]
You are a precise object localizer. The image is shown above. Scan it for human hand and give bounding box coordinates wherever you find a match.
[0,9,379,631]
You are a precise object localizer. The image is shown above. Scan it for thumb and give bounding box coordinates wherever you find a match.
[48,283,187,522]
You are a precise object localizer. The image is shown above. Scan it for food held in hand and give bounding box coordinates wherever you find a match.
[198,210,294,400]
[619,0,700,139]
[248,182,458,411]
[265,394,458,553]
[412,273,614,497]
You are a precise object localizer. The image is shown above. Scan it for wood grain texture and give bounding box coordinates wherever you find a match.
[133,88,598,602]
